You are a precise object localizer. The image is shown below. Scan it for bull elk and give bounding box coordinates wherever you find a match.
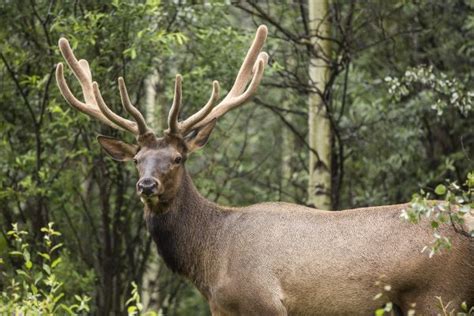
[56,25,474,315]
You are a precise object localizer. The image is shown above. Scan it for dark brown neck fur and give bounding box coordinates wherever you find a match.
[144,168,228,294]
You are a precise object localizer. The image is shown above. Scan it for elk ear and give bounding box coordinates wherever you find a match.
[97,135,138,161]
[184,119,217,153]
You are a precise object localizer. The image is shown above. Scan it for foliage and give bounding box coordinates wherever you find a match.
[0,0,192,313]
[126,281,160,316]
[386,65,473,117]
[386,57,473,257]
[0,223,90,315]
[402,172,474,256]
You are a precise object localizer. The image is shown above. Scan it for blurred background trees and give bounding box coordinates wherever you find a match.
[0,0,472,314]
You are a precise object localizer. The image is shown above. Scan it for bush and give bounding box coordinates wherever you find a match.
[0,222,90,315]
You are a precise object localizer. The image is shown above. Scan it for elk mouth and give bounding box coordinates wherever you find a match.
[139,192,161,205]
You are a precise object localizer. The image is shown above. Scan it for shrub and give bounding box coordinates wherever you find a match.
[0,223,90,315]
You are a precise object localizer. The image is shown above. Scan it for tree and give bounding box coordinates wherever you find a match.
[307,0,333,209]
[0,1,186,313]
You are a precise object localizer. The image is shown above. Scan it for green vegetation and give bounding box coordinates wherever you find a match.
[1,1,472,314]
[1,223,90,315]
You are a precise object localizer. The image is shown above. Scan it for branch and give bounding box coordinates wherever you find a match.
[254,98,321,162]
[0,53,37,126]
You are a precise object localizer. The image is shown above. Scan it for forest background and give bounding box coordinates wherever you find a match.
[0,1,473,314]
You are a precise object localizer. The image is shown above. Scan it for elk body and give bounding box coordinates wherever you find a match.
[56,26,474,315]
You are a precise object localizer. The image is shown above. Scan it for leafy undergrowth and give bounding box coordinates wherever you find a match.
[0,222,165,315]
[0,223,90,315]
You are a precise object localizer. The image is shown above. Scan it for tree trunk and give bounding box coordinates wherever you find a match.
[144,70,167,131]
[307,0,333,210]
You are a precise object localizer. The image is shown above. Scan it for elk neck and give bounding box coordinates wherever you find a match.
[144,167,230,294]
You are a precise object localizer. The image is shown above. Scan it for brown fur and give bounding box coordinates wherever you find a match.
[130,136,474,315]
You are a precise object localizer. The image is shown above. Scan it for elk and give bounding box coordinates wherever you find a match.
[56,26,474,315]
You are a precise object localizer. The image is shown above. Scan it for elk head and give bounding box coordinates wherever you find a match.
[56,26,268,211]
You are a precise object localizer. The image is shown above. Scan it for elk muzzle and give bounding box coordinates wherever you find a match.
[137,177,162,197]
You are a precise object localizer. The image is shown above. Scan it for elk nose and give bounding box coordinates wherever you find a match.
[137,178,159,196]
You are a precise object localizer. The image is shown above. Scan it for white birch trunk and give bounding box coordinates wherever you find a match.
[308,0,332,210]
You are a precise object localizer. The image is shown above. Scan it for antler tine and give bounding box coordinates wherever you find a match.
[191,25,269,130]
[77,59,95,104]
[92,82,139,134]
[167,74,182,134]
[57,37,148,136]
[56,63,112,126]
[118,77,150,135]
[215,52,268,110]
[58,38,91,88]
[227,25,268,98]
[58,39,108,117]
[179,80,220,134]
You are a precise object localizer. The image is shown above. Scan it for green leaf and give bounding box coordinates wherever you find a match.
[60,304,75,315]
[25,260,33,270]
[375,308,385,316]
[43,263,51,275]
[23,249,30,261]
[435,184,446,195]
[31,284,38,295]
[51,257,62,268]
[38,252,50,261]
[51,243,63,253]
[54,292,65,304]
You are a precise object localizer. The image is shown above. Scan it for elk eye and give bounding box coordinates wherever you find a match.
[174,156,182,164]
[133,158,138,165]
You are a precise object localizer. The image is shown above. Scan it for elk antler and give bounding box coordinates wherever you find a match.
[56,38,151,137]
[167,25,269,135]
[57,25,268,140]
